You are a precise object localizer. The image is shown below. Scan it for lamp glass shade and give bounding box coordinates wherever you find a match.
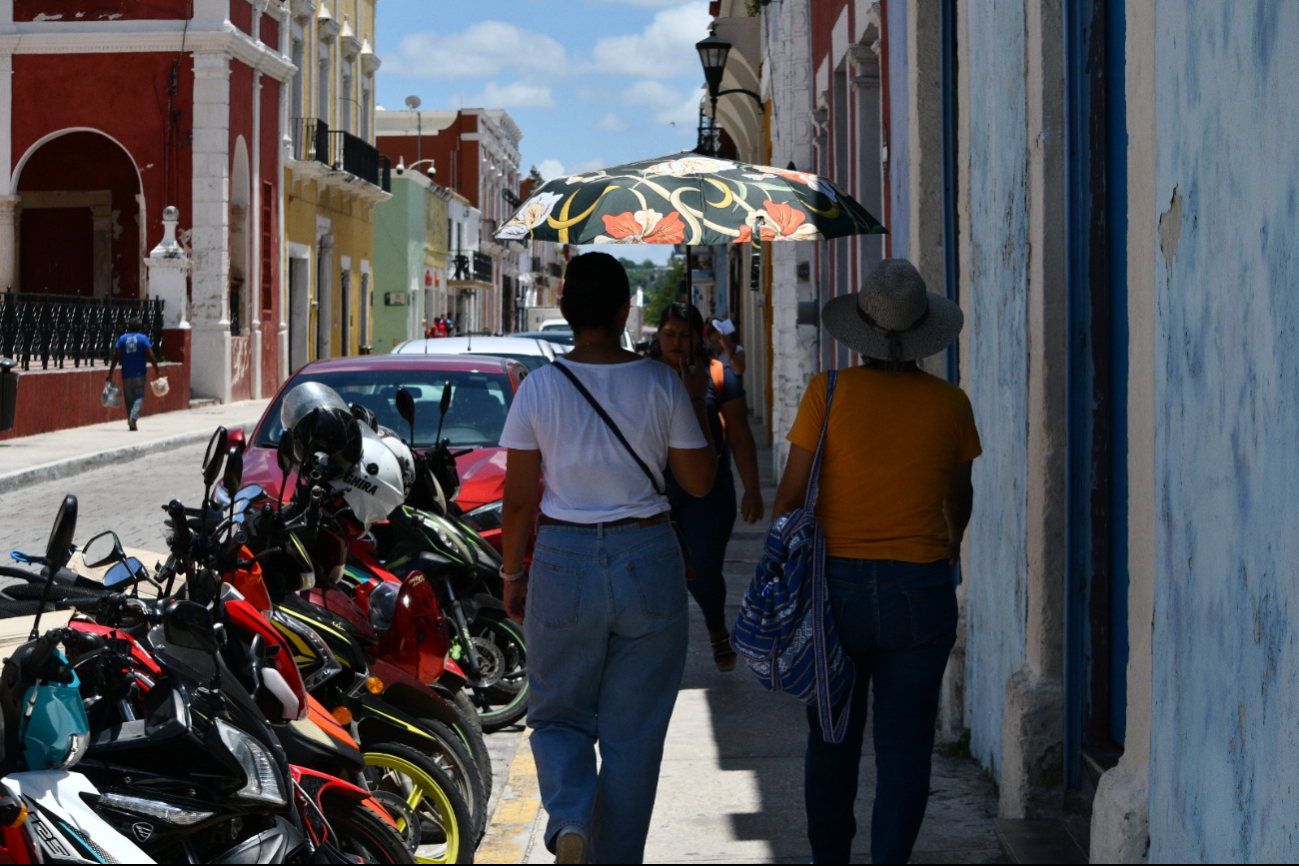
[696,33,731,96]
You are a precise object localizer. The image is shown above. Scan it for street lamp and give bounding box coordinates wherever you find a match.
[405,94,423,166]
[695,30,764,123]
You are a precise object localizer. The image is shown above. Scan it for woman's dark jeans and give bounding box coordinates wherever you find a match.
[671,462,736,632]
[805,557,957,864]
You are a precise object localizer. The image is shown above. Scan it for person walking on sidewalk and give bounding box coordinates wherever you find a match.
[656,303,764,671]
[105,317,159,432]
[772,259,980,864]
[498,252,717,864]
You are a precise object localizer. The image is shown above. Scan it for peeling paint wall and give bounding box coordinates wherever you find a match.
[1148,1,1299,860]
[960,0,1029,777]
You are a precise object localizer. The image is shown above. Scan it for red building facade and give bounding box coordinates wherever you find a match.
[0,0,294,414]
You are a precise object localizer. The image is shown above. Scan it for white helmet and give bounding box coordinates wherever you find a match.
[335,426,406,529]
[376,427,415,498]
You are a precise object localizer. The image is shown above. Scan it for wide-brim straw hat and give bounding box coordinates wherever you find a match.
[822,258,964,362]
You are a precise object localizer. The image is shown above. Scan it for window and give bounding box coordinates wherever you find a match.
[290,31,305,120]
[341,61,354,133]
[261,182,275,313]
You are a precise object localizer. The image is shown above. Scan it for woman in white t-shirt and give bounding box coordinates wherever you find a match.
[499,252,716,864]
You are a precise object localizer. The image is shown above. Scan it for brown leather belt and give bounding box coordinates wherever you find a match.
[538,513,667,531]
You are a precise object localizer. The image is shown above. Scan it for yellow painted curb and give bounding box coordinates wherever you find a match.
[475,730,542,864]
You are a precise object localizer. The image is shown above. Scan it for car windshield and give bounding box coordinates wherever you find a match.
[258,368,515,449]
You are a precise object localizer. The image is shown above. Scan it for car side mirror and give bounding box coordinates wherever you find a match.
[45,495,78,575]
[203,427,228,489]
[226,428,247,453]
[164,601,221,655]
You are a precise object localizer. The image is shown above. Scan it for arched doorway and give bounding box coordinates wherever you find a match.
[14,130,143,297]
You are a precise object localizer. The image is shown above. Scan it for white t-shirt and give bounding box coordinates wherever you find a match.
[499,358,707,523]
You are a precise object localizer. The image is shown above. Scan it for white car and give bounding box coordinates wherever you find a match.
[539,319,569,332]
[393,336,557,370]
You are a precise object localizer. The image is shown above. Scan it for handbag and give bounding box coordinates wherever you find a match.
[551,361,692,561]
[100,381,122,409]
[732,371,856,743]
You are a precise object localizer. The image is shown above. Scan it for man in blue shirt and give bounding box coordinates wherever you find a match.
[105,317,159,431]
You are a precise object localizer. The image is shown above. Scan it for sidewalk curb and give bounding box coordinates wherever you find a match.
[0,417,260,496]
[476,730,543,864]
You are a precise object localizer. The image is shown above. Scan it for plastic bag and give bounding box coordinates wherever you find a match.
[101,381,122,408]
[150,376,170,398]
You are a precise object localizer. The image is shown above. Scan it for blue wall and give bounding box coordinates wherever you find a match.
[960,0,1030,778]
[886,0,908,259]
[1149,1,1299,859]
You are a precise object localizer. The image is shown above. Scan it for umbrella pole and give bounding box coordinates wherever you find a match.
[683,243,695,372]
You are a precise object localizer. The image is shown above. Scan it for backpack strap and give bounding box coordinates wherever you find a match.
[803,371,839,512]
[709,359,729,444]
[552,361,665,496]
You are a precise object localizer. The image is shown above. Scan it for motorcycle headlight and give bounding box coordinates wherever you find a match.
[465,500,503,532]
[214,720,286,806]
[98,793,215,827]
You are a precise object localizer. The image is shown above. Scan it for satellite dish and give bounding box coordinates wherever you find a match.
[405,95,422,110]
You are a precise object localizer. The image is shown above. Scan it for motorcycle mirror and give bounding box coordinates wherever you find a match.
[44,495,78,576]
[276,434,295,505]
[223,446,244,499]
[80,530,124,569]
[396,388,416,426]
[33,495,78,640]
[203,427,229,489]
[103,557,147,590]
[163,600,221,655]
[439,381,453,416]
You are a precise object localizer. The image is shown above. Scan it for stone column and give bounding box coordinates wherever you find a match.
[251,70,264,398]
[190,51,233,403]
[0,51,14,290]
[999,0,1070,820]
[146,206,192,328]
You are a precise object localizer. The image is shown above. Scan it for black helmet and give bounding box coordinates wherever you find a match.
[280,382,364,476]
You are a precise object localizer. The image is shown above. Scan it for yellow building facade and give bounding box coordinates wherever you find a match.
[282,0,389,369]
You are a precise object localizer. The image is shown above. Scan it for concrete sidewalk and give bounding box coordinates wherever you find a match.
[0,399,270,494]
[477,425,1003,864]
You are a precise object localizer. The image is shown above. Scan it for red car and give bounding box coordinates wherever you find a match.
[232,354,528,549]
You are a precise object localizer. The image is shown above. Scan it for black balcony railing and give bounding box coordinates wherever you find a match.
[0,293,164,371]
[291,118,391,192]
[473,252,494,283]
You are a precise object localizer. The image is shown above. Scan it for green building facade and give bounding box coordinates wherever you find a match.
[372,173,451,353]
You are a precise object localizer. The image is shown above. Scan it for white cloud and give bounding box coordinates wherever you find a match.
[386,21,569,80]
[457,81,556,109]
[623,80,706,127]
[596,113,629,133]
[591,3,712,80]
[535,157,608,181]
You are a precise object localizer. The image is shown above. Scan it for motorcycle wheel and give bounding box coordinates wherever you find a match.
[363,743,475,864]
[323,794,418,864]
[446,687,495,799]
[416,717,488,844]
[468,613,529,733]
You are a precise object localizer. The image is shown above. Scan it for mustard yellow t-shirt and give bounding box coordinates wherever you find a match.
[787,367,982,562]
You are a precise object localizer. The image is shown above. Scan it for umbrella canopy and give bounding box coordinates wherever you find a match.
[494,152,886,246]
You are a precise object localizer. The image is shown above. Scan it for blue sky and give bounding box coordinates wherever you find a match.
[375,0,711,184]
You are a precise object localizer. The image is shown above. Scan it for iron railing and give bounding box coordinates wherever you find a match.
[473,252,494,283]
[0,293,164,371]
[290,118,391,192]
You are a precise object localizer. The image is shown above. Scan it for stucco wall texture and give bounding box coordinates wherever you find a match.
[961,0,1029,778]
[1148,2,1299,860]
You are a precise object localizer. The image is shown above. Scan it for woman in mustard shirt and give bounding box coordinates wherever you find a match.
[772,259,980,864]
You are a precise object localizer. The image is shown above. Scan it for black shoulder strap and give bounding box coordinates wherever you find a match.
[553,361,665,496]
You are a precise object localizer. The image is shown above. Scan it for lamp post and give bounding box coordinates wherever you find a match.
[405,95,423,167]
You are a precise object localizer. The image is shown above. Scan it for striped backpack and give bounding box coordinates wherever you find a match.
[731,371,855,743]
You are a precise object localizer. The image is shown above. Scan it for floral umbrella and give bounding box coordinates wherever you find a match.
[493,152,886,246]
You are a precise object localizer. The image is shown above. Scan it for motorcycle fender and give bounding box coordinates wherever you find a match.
[355,693,440,747]
[440,659,468,688]
[472,592,507,612]
[210,815,305,865]
[290,766,399,831]
[6,771,154,863]
[366,659,460,726]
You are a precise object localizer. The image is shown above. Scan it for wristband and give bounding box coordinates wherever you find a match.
[499,566,527,583]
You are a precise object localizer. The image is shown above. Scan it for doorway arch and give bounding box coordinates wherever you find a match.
[13,129,144,297]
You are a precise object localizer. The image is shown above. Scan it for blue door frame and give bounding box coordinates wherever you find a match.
[1064,0,1129,788]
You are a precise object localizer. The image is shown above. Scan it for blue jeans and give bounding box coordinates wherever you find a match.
[122,376,145,424]
[671,462,736,632]
[525,520,688,864]
[805,557,957,864]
